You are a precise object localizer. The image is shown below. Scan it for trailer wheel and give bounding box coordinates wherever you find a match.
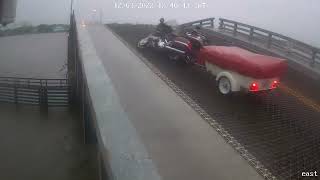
[218,76,232,95]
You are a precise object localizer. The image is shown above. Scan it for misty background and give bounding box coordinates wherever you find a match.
[15,0,320,47]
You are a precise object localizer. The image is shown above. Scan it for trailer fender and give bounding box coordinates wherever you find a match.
[216,72,240,92]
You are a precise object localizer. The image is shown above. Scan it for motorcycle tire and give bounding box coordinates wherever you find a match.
[181,55,195,65]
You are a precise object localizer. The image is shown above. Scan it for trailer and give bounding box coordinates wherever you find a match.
[196,46,288,95]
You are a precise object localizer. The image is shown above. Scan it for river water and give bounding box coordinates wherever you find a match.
[0,33,67,79]
[0,33,98,180]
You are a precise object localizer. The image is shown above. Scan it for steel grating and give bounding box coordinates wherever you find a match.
[108,24,320,180]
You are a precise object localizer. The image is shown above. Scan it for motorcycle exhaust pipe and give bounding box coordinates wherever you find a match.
[164,46,185,54]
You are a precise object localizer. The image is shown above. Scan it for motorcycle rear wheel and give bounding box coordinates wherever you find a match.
[184,55,195,65]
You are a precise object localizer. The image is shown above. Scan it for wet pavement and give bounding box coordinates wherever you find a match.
[0,33,67,78]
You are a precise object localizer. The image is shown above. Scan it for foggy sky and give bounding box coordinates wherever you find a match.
[16,0,320,47]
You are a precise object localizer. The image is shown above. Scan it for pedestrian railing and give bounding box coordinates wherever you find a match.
[0,77,69,107]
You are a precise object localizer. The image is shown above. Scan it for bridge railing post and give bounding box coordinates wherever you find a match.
[210,18,214,28]
[219,19,224,30]
[286,40,293,55]
[39,86,48,108]
[310,50,317,67]
[68,11,78,106]
[44,87,48,107]
[267,33,272,48]
[233,23,238,36]
[14,80,18,104]
[249,27,254,42]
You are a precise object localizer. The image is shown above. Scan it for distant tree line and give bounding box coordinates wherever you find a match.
[0,24,70,37]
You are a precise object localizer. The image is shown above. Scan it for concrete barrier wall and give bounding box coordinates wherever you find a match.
[71,17,162,180]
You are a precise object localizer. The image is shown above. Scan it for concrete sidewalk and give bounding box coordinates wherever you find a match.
[87,24,264,180]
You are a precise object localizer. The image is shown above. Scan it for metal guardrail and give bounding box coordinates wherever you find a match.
[180,18,215,28]
[181,17,320,75]
[0,77,69,106]
[218,18,320,67]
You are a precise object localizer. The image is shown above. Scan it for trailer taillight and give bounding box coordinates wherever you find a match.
[249,82,259,91]
[271,80,279,89]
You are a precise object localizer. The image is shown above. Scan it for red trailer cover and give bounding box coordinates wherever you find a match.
[197,46,288,79]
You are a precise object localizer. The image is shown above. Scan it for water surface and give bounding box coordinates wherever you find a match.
[0,33,67,79]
